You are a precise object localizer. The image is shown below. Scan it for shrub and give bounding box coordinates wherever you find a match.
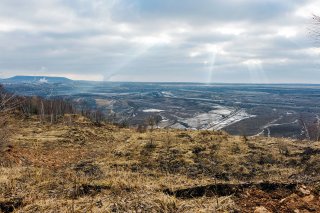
[278,142,290,156]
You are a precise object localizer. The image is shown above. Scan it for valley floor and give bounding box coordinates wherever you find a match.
[1,115,320,212]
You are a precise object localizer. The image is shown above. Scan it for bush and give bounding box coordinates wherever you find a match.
[136,124,147,133]
[0,85,18,151]
[231,143,241,154]
[278,142,290,156]
[144,140,157,150]
[0,115,9,152]
[192,145,206,154]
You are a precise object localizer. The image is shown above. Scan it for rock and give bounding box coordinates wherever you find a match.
[280,193,298,204]
[280,197,288,203]
[254,206,271,213]
[0,197,23,213]
[73,161,103,177]
[298,186,311,195]
[302,195,315,203]
[294,209,300,213]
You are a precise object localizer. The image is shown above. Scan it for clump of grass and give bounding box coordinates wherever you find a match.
[144,140,157,150]
[278,141,290,156]
[231,143,241,154]
[192,145,206,154]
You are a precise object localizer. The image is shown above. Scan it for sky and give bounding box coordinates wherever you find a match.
[0,0,320,83]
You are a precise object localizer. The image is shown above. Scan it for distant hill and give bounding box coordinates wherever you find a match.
[3,76,73,84]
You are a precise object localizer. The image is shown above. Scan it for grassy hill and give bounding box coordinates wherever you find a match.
[1,115,320,212]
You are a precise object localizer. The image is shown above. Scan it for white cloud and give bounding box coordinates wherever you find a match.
[243,59,262,66]
[189,51,201,58]
[0,0,318,83]
[294,0,320,18]
[131,34,172,46]
[304,48,320,56]
[277,27,297,38]
[216,26,246,36]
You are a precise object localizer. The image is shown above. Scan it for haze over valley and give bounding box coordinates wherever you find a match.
[2,76,320,140]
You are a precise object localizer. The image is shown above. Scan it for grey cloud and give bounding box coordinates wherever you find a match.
[111,0,309,23]
[0,0,319,82]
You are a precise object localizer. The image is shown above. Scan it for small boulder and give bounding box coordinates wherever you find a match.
[280,193,298,204]
[298,186,311,195]
[302,194,315,203]
[0,197,23,213]
[254,206,271,213]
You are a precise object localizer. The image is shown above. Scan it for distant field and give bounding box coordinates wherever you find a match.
[2,79,320,140]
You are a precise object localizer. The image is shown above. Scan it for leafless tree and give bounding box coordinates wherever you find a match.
[136,124,147,133]
[299,118,311,141]
[305,15,320,141]
[0,85,20,113]
[19,96,75,123]
[311,15,320,42]
[0,85,20,151]
[146,116,156,131]
[298,114,320,141]
[0,113,10,151]
[90,109,105,125]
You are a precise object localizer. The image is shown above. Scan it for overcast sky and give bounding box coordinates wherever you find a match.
[0,0,320,83]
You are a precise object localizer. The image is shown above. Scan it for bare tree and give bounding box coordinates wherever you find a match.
[299,117,311,141]
[311,15,320,42]
[146,116,156,131]
[298,114,320,141]
[19,96,75,123]
[0,113,10,151]
[0,85,20,151]
[0,85,20,113]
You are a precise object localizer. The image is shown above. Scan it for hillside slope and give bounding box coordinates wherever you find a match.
[2,76,72,84]
[1,115,320,212]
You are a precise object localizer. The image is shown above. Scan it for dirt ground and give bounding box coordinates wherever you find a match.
[1,115,320,212]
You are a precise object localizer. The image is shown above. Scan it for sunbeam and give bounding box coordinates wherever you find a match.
[104,34,172,81]
[243,59,269,84]
[207,51,217,84]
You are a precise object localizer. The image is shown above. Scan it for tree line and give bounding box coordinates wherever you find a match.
[0,85,106,124]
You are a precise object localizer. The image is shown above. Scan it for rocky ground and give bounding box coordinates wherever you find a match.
[0,115,320,212]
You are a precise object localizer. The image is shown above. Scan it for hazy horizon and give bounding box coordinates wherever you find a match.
[4,74,320,85]
[0,0,320,83]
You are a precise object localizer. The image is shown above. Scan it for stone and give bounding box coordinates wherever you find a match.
[302,195,315,203]
[254,206,271,213]
[298,187,311,195]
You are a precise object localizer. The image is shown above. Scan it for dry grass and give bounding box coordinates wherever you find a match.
[0,115,320,212]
